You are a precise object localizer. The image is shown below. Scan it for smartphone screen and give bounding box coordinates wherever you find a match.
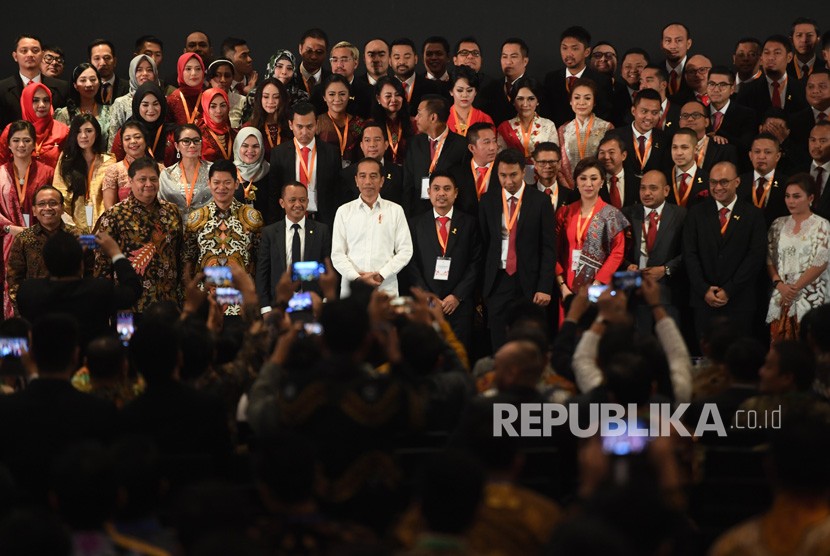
[612,270,643,291]
[587,284,609,303]
[216,287,243,305]
[0,337,28,358]
[286,292,313,313]
[116,312,134,346]
[292,261,326,282]
[204,266,233,287]
[79,234,98,249]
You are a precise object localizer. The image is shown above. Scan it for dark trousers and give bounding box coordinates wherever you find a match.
[445,299,474,355]
[694,306,754,344]
[485,271,524,351]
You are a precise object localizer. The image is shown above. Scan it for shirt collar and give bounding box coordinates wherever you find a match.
[713,99,731,114]
[812,106,830,119]
[506,73,525,86]
[359,195,382,210]
[502,183,526,201]
[428,126,449,143]
[433,207,454,219]
[753,169,775,182]
[297,137,316,150]
[566,66,587,78]
[717,196,738,213]
[402,72,416,90]
[765,74,786,86]
[20,73,42,85]
[676,163,698,179]
[473,160,491,170]
[286,216,307,230]
[645,201,666,217]
[812,160,830,172]
[300,64,322,82]
[666,56,687,74]
[632,123,652,140]
[426,71,449,81]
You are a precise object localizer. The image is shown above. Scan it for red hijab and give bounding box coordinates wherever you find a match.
[201,88,230,135]
[20,83,54,137]
[176,53,205,97]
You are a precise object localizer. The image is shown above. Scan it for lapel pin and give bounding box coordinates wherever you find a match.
[387,173,392,179]
[773,180,778,188]
[733,215,741,221]
[309,229,313,234]
[452,228,457,234]
[654,142,660,149]
[697,176,703,183]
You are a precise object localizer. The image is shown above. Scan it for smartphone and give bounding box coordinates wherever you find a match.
[116,312,134,346]
[79,234,98,249]
[601,419,651,456]
[613,270,643,291]
[292,261,326,282]
[216,287,243,305]
[204,266,233,287]
[0,337,28,358]
[286,292,313,313]
[302,322,323,336]
[587,284,609,303]
[390,296,413,314]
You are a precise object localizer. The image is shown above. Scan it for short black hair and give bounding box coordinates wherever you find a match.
[221,37,246,58]
[752,131,781,151]
[128,156,160,179]
[14,34,42,50]
[592,40,616,53]
[86,335,126,381]
[134,35,163,52]
[299,28,329,48]
[355,157,383,174]
[791,17,820,37]
[420,94,449,123]
[43,231,82,278]
[390,37,417,52]
[42,44,64,57]
[453,36,481,55]
[289,101,315,119]
[428,171,457,189]
[708,65,735,82]
[495,148,526,172]
[87,38,115,58]
[34,184,64,205]
[32,314,79,374]
[734,36,761,52]
[174,123,201,142]
[501,37,529,57]
[359,121,388,142]
[621,47,651,64]
[643,64,668,82]
[422,36,450,54]
[129,321,180,384]
[561,26,592,48]
[532,142,561,158]
[208,159,237,180]
[632,87,662,105]
[466,122,495,145]
[598,131,628,155]
[281,180,307,197]
[764,34,793,54]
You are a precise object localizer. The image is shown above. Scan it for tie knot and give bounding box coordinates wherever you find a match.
[544,187,553,196]
[610,175,618,186]
[819,112,828,121]
[649,209,659,221]
[772,80,780,90]
[476,166,487,176]
[291,223,300,230]
[720,207,729,217]
[803,64,810,74]
[301,146,310,155]
[637,135,646,146]
[437,216,449,226]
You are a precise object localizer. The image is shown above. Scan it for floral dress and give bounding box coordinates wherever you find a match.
[557,115,614,189]
[497,114,558,162]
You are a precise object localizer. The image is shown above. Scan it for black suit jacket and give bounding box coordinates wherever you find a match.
[475,77,517,126]
[661,59,693,104]
[403,130,469,215]
[403,74,442,112]
[619,98,680,133]
[541,66,613,126]
[701,140,738,173]
[622,202,686,305]
[666,165,710,208]
[737,170,788,227]
[611,81,636,127]
[682,198,767,311]
[599,170,641,209]
[617,127,670,177]
[808,162,830,221]
[419,72,452,102]
[0,74,71,128]
[310,76,374,119]
[479,187,556,298]
[449,159,501,218]
[407,209,481,301]
[736,77,808,117]
[710,102,757,160]
[255,218,332,307]
[788,107,821,166]
[340,161,404,207]
[268,139,342,225]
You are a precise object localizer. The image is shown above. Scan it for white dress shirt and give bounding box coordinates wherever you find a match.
[284,216,307,267]
[331,196,413,297]
[716,196,738,226]
[294,138,320,212]
[501,184,525,268]
[19,73,42,86]
[752,169,776,207]
[766,76,789,108]
[565,67,587,79]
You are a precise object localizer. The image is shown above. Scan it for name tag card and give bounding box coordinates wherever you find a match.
[571,249,581,272]
[22,214,29,227]
[421,177,431,199]
[434,257,451,280]
[85,206,94,228]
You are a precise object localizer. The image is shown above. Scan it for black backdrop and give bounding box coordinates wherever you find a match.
[0,1,824,82]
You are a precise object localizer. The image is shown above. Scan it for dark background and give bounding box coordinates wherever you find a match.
[0,1,825,81]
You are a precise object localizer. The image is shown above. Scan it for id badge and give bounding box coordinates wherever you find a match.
[22,213,29,227]
[571,249,581,272]
[524,164,535,185]
[341,159,351,169]
[434,257,451,280]
[85,205,94,228]
[421,176,431,199]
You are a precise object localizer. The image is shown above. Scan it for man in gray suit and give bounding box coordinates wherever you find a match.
[256,181,332,310]
[622,169,686,331]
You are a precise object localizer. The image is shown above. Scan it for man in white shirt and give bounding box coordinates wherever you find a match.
[332,158,413,298]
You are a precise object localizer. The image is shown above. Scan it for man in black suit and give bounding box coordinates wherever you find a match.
[309,41,374,118]
[667,128,709,207]
[622,170,686,331]
[526,142,578,213]
[808,121,830,220]
[407,173,481,347]
[293,28,331,95]
[737,35,808,118]
[449,122,500,216]
[476,38,528,126]
[787,17,821,84]
[597,133,640,209]
[678,54,712,106]
[480,149,555,350]
[256,182,332,310]
[733,37,763,93]
[737,133,789,226]
[788,70,830,164]
[88,39,128,104]
[706,66,757,165]
[340,123,404,206]
[421,36,452,99]
[17,231,142,351]
[0,314,117,497]
[390,38,441,111]
[638,65,680,132]
[679,100,739,173]
[0,34,70,128]
[660,23,693,102]
[682,161,767,341]
[359,38,391,87]
[403,95,468,215]
[268,102,342,225]
[542,26,612,126]
[620,88,670,178]
[611,48,649,127]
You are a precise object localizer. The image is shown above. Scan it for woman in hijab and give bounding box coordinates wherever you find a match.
[265,49,309,106]
[242,77,292,161]
[198,87,236,162]
[107,54,159,149]
[167,53,205,126]
[0,83,69,168]
[206,58,248,128]
[232,127,271,221]
[110,83,175,165]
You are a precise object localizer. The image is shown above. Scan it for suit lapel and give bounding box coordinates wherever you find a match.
[631,208,644,262]
[651,204,676,257]
[303,220,317,259]
[721,201,742,244]
[275,224,287,265]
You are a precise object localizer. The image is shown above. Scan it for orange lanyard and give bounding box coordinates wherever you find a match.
[632,133,653,171]
[793,62,812,80]
[207,130,230,160]
[179,91,202,124]
[86,157,98,200]
[720,208,731,235]
[265,125,281,149]
[180,162,199,207]
[574,115,595,160]
[148,126,163,158]
[13,162,31,205]
[236,168,255,201]
[501,189,524,235]
[671,168,695,207]
[428,134,447,174]
[575,204,600,249]
[34,135,49,158]
[435,217,449,255]
[753,176,772,208]
[387,121,401,160]
[403,79,414,103]
[695,137,708,168]
[517,118,534,157]
[451,106,471,136]
[294,139,316,183]
[471,160,493,198]
[328,113,350,157]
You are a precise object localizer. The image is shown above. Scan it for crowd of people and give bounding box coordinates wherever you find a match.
[0,17,829,555]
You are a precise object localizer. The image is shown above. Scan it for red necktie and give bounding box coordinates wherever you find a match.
[544,187,553,196]
[678,172,689,200]
[712,111,723,131]
[637,135,647,160]
[299,146,310,185]
[609,176,622,208]
[646,209,659,253]
[719,207,729,232]
[429,138,437,160]
[475,166,488,190]
[802,64,810,77]
[771,81,782,109]
[696,93,710,106]
[756,177,767,201]
[567,76,577,92]
[818,112,828,122]
[669,70,679,95]
[506,197,518,275]
[437,216,449,251]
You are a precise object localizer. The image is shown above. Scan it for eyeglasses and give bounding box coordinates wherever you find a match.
[42,54,64,66]
[709,178,736,187]
[535,159,561,165]
[35,200,60,208]
[177,138,202,146]
[329,57,354,65]
[707,81,733,90]
[456,49,481,58]
[685,67,711,76]
[679,112,706,120]
[591,52,616,60]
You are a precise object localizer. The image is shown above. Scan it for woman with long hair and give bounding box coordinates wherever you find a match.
[55,63,113,146]
[316,74,366,166]
[371,75,414,165]
[242,77,292,161]
[53,114,115,231]
[102,121,163,209]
